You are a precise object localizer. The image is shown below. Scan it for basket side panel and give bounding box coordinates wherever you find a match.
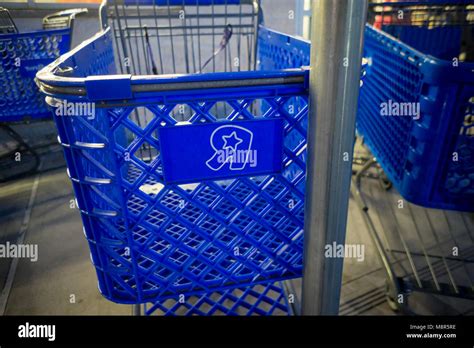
[95,82,308,303]
[49,30,133,299]
[257,26,309,192]
[257,26,310,71]
[359,25,474,211]
[0,29,71,121]
[357,26,424,186]
[144,281,292,316]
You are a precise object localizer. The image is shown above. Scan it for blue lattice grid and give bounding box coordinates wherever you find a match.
[257,26,310,71]
[257,26,310,190]
[43,27,308,304]
[0,28,71,122]
[357,25,474,211]
[144,281,292,316]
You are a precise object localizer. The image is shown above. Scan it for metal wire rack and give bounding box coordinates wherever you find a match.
[0,7,17,34]
[104,0,262,163]
[367,0,474,60]
[353,144,474,313]
[108,0,260,76]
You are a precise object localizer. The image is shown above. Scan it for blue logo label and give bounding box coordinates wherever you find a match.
[19,58,55,77]
[158,118,284,184]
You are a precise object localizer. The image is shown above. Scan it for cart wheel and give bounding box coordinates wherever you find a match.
[378,171,392,191]
[132,304,142,316]
[385,281,403,312]
[386,293,401,312]
[381,178,392,191]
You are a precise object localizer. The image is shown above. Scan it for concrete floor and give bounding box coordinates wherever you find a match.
[0,132,130,315]
[1,123,472,315]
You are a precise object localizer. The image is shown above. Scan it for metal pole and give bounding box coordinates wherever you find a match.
[302,0,368,315]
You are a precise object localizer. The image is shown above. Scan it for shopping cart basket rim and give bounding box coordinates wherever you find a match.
[35,27,309,102]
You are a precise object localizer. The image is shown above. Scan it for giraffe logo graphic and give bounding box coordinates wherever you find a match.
[206,125,258,171]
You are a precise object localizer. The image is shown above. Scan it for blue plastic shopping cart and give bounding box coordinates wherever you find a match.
[354,0,474,312]
[36,0,309,315]
[0,7,86,181]
[358,0,474,212]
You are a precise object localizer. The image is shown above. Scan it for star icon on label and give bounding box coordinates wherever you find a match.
[222,131,243,152]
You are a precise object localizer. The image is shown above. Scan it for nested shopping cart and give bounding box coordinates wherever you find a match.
[36,0,309,315]
[359,0,474,212]
[354,0,474,313]
[0,7,86,181]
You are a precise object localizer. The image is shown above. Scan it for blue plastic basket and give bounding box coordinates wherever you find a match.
[358,24,474,211]
[259,5,473,211]
[0,28,72,122]
[144,281,292,315]
[36,0,309,304]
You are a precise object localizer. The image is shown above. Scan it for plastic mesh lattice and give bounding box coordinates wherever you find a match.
[258,26,310,70]
[144,281,292,316]
[357,26,423,183]
[58,93,307,303]
[382,25,463,60]
[0,29,71,121]
[357,24,474,211]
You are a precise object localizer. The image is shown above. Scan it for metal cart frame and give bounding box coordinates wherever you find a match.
[353,153,474,314]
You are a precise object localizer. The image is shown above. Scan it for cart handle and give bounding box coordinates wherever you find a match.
[42,8,89,30]
[0,7,18,34]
